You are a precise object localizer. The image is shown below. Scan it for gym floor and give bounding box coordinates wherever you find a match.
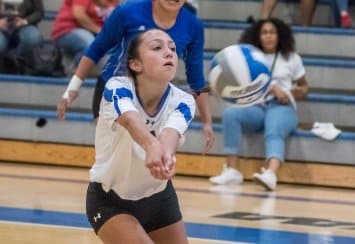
[0,162,354,244]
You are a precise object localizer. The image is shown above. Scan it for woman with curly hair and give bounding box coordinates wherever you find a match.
[209,18,309,191]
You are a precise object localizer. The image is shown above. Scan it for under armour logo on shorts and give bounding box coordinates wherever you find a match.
[93,212,101,223]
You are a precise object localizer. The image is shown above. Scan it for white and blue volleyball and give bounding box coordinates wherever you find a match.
[209,44,272,107]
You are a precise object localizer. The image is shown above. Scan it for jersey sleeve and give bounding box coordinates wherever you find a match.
[184,18,207,92]
[84,5,126,63]
[163,92,196,136]
[290,53,306,81]
[101,77,138,128]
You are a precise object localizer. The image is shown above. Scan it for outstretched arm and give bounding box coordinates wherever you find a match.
[57,5,126,120]
[291,76,308,99]
[57,57,96,120]
[117,111,173,180]
[158,128,181,177]
[185,18,214,154]
[195,92,214,154]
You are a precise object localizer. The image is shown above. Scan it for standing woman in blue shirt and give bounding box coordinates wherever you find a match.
[57,0,214,153]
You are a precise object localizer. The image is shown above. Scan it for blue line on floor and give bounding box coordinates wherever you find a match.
[0,206,354,244]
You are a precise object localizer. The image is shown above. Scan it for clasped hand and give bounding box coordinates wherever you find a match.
[57,91,79,120]
[145,141,176,180]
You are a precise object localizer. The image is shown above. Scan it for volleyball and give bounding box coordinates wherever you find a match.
[208,44,272,107]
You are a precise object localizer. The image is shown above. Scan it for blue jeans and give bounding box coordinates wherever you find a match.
[0,25,42,56]
[0,31,8,55]
[329,0,349,27]
[55,28,95,66]
[16,25,43,56]
[222,99,298,162]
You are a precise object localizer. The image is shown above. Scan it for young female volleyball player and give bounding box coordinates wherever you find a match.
[57,0,214,154]
[209,18,309,190]
[86,29,194,243]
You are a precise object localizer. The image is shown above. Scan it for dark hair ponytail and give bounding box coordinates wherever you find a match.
[126,31,148,79]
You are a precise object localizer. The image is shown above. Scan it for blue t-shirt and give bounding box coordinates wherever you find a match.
[85,0,206,92]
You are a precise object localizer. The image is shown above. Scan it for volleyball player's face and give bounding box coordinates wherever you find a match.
[138,30,178,81]
[156,0,185,12]
[260,22,278,53]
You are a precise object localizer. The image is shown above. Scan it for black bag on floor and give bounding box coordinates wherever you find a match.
[21,40,64,76]
[0,51,19,74]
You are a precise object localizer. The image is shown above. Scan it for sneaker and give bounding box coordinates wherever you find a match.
[253,169,277,191]
[209,167,243,185]
[341,12,352,28]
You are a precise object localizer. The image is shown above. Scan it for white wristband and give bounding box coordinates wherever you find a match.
[62,90,70,100]
[62,75,83,99]
[67,75,83,91]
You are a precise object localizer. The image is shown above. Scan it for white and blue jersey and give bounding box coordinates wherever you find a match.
[90,76,196,200]
[85,0,206,92]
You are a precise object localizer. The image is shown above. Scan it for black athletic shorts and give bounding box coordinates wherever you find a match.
[92,75,105,119]
[86,181,182,234]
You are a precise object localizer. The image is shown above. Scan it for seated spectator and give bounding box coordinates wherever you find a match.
[51,0,118,74]
[209,18,309,191]
[260,0,316,26]
[0,0,44,61]
[329,0,352,28]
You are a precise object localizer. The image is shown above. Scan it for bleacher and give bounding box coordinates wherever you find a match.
[1,0,355,188]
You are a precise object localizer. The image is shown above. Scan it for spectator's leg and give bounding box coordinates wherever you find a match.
[336,0,352,28]
[55,28,95,72]
[209,105,265,185]
[222,105,265,168]
[0,31,9,55]
[0,31,9,73]
[260,0,278,19]
[299,0,316,26]
[264,102,297,171]
[336,0,349,13]
[251,102,296,191]
[15,25,43,57]
[329,0,341,27]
